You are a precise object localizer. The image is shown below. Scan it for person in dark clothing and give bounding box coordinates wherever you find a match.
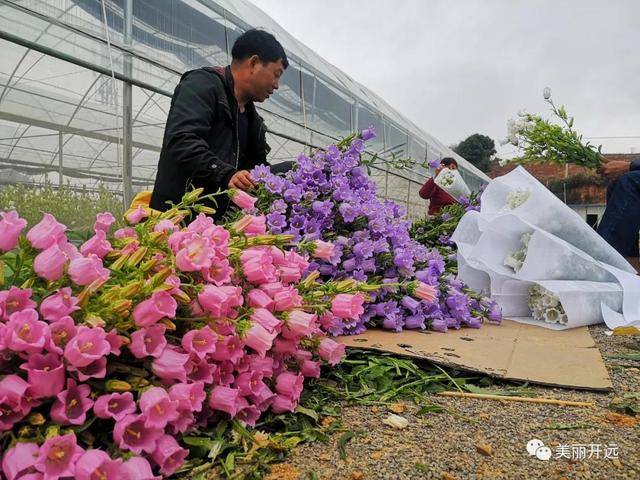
[597,157,640,269]
[419,157,459,216]
[150,29,289,219]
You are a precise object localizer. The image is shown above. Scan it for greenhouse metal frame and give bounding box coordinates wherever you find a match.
[0,0,490,217]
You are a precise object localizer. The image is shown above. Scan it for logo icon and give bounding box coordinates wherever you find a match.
[527,439,552,461]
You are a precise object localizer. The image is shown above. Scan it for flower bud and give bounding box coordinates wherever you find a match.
[105,250,121,261]
[160,318,177,331]
[45,425,61,439]
[85,314,106,328]
[182,187,205,204]
[357,283,383,292]
[173,290,191,305]
[106,379,132,392]
[158,207,178,220]
[195,206,216,215]
[28,412,46,426]
[334,279,357,292]
[300,271,320,289]
[77,288,91,307]
[148,231,167,243]
[150,267,173,288]
[121,281,142,298]
[109,252,130,271]
[101,289,119,303]
[88,277,107,292]
[152,283,174,293]
[126,246,148,268]
[232,215,253,234]
[126,375,150,388]
[20,277,36,289]
[276,234,295,242]
[113,299,133,315]
[139,258,158,273]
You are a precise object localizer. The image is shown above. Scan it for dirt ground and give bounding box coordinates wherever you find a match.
[268,324,640,480]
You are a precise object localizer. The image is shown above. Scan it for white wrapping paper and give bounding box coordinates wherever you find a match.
[452,166,640,330]
[471,214,617,282]
[510,281,623,330]
[434,168,471,199]
[480,167,634,274]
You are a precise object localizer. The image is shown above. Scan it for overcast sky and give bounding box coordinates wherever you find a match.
[250,0,640,158]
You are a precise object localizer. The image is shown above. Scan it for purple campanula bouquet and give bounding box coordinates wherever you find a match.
[251,130,502,335]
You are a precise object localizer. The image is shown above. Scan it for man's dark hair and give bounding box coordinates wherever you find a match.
[231,29,289,69]
[441,157,458,168]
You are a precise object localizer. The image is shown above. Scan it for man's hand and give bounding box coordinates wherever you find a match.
[228,170,255,191]
[599,160,630,180]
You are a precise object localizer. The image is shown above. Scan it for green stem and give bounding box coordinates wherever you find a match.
[173,316,212,322]
[13,251,24,287]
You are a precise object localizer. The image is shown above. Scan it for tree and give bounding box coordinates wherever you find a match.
[452,134,496,173]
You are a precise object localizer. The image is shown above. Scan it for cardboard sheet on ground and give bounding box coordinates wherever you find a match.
[338,320,612,391]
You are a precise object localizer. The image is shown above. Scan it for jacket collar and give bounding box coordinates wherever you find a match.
[211,65,257,117]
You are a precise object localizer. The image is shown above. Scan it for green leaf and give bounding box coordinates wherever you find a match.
[337,431,355,460]
[416,403,445,415]
[463,383,536,397]
[183,436,214,448]
[208,439,225,461]
[70,416,97,434]
[182,436,215,459]
[223,451,235,474]
[608,353,640,361]
[295,405,319,421]
[608,392,640,415]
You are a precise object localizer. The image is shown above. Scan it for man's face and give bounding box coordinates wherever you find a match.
[249,57,285,102]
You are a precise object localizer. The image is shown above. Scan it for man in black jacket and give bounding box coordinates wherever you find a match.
[150,29,288,219]
[597,157,640,270]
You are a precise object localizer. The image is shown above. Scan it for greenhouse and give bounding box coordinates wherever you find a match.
[0,0,489,216]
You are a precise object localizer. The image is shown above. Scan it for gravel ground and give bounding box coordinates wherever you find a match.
[267,325,640,480]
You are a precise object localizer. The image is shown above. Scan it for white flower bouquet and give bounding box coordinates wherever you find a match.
[528,284,568,325]
[434,168,471,199]
[504,232,532,272]
[524,281,623,329]
[500,188,531,212]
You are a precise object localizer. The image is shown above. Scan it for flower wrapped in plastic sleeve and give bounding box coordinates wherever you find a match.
[434,168,471,199]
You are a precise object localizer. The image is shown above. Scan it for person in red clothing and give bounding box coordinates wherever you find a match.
[419,157,459,215]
